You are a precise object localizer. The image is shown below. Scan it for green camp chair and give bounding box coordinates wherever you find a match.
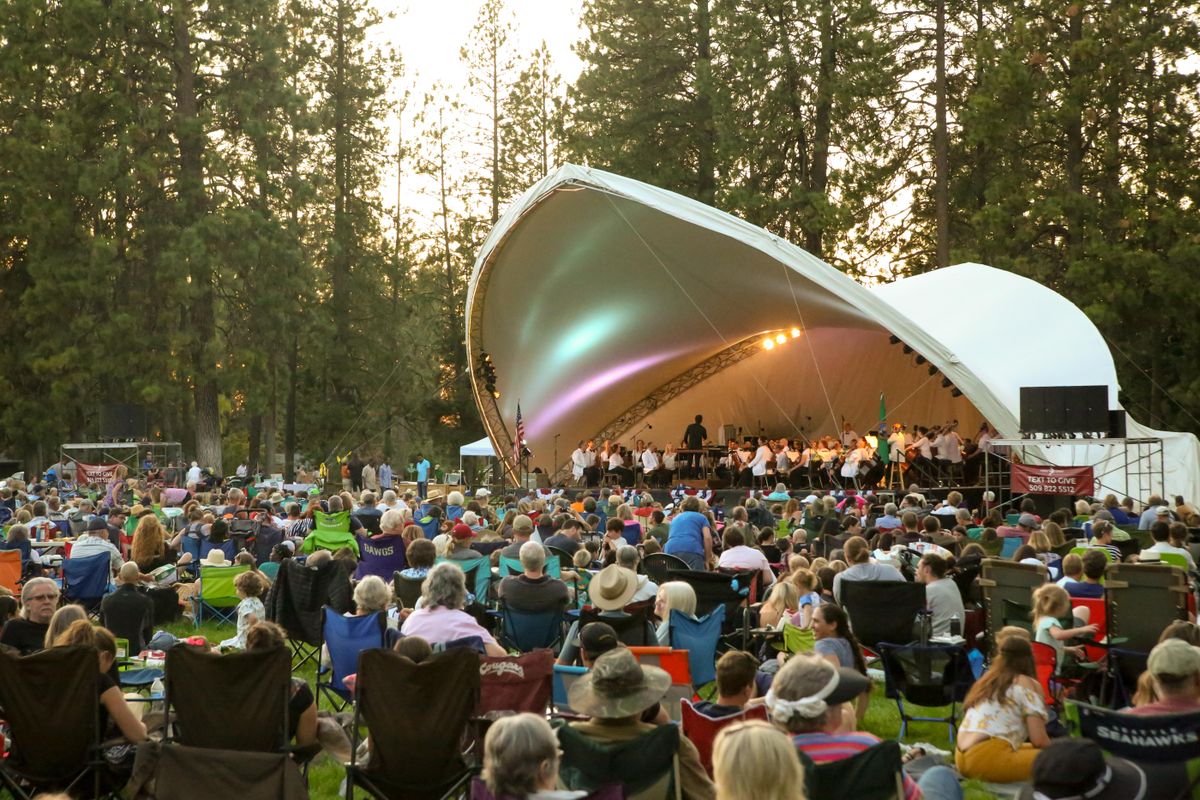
[1157,552,1189,571]
[498,554,561,579]
[1070,546,1115,563]
[1105,563,1189,652]
[776,623,815,655]
[436,556,493,602]
[193,565,251,627]
[980,558,1047,646]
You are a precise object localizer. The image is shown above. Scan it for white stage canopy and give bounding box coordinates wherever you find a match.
[465,164,1200,501]
[459,437,496,458]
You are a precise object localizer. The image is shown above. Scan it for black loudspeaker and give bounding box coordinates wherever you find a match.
[1108,409,1127,438]
[99,404,147,439]
[1020,386,1108,433]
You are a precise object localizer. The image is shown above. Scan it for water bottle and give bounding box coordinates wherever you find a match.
[151,677,164,697]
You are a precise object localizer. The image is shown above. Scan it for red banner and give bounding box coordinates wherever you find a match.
[1011,464,1094,495]
[76,462,120,485]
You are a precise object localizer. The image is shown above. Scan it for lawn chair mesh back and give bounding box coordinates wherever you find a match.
[556,720,679,800]
[643,552,690,584]
[578,603,654,647]
[1066,700,1200,798]
[393,570,424,609]
[680,699,768,776]
[477,649,554,719]
[839,580,926,653]
[0,646,98,790]
[1105,562,1189,652]
[669,605,725,687]
[318,606,386,708]
[194,564,250,625]
[62,554,110,611]
[165,644,290,752]
[500,599,566,652]
[797,739,905,800]
[349,647,480,799]
[265,558,354,666]
[877,642,974,739]
[979,558,1048,646]
[553,664,588,714]
[153,743,307,800]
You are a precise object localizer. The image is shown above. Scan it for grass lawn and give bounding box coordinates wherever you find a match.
[164,620,998,799]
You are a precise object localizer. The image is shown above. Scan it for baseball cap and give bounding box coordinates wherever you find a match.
[577,622,620,657]
[1019,739,1145,800]
[1147,638,1200,677]
[1018,513,1040,529]
[1156,506,1172,516]
[451,523,475,541]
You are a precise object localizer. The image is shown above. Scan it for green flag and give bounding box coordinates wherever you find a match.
[877,393,889,465]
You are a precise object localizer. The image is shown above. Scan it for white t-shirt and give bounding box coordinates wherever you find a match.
[641,450,660,471]
[717,545,775,584]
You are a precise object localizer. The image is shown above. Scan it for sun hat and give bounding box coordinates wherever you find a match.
[426,490,444,501]
[451,523,475,541]
[588,565,640,611]
[201,550,228,567]
[567,648,671,718]
[1147,638,1200,677]
[1018,738,1145,800]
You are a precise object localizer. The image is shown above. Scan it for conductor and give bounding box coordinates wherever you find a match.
[682,414,707,478]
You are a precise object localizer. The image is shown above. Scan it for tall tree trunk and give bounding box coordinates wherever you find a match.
[330,0,351,393]
[1064,5,1085,261]
[248,414,262,474]
[933,0,951,268]
[173,0,221,471]
[807,0,837,258]
[491,28,501,224]
[284,336,298,481]
[263,367,277,476]
[694,0,716,206]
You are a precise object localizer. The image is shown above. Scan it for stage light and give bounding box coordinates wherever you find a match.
[775,333,787,345]
[916,355,927,365]
[790,328,801,338]
[928,365,938,376]
[951,388,963,398]
[903,345,913,355]
[763,338,775,350]
[889,335,900,345]
[941,377,953,388]
[492,390,501,399]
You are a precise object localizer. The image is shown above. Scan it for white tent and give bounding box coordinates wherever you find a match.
[459,437,496,458]
[464,164,1200,501]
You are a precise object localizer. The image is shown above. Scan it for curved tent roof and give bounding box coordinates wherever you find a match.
[466,164,1200,501]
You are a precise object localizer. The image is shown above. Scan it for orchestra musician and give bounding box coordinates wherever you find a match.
[606,445,634,486]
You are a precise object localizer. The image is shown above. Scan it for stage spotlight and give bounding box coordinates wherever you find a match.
[775,333,787,345]
[941,377,952,388]
[903,345,913,355]
[951,388,963,398]
[927,365,938,376]
[763,338,775,350]
[790,327,801,338]
[889,335,900,345]
[916,355,927,365]
[492,390,501,399]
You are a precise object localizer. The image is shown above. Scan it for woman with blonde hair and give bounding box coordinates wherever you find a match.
[713,721,806,800]
[759,581,799,630]
[131,513,170,572]
[1040,520,1066,547]
[654,581,697,646]
[44,604,89,649]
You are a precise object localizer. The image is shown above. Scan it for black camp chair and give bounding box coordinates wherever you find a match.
[345,646,480,799]
[878,642,975,740]
[164,644,292,753]
[1067,700,1200,799]
[643,553,690,585]
[797,739,906,800]
[0,646,103,799]
[150,744,307,800]
[839,580,926,655]
[555,718,681,800]
[1105,562,1189,652]
[266,557,355,669]
[393,570,425,610]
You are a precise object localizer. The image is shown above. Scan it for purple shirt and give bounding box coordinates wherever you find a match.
[355,533,407,581]
[400,605,496,647]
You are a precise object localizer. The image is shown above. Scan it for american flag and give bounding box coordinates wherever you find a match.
[513,403,525,469]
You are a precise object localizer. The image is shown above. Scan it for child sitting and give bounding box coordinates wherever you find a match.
[788,568,822,628]
[219,570,269,650]
[1032,583,1098,674]
[758,582,798,630]
[1055,553,1083,587]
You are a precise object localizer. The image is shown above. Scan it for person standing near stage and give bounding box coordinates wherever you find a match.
[414,453,431,499]
[682,414,707,478]
[378,458,393,491]
[664,495,713,571]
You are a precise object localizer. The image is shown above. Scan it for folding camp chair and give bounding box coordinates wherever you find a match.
[680,699,768,776]
[628,646,694,721]
[164,644,292,752]
[642,552,690,585]
[796,739,906,800]
[666,568,751,647]
[669,606,725,688]
[979,558,1048,647]
[477,649,553,720]
[0,549,21,594]
[0,646,103,799]
[193,564,250,626]
[553,664,588,716]
[470,778,621,800]
[877,642,974,739]
[999,536,1023,559]
[1066,700,1200,798]
[778,623,816,655]
[498,554,562,579]
[839,580,926,655]
[577,602,655,647]
[345,647,480,800]
[1105,562,1189,652]
[199,537,237,564]
[317,606,387,711]
[61,553,111,615]
[556,720,681,800]
[498,599,566,652]
[436,556,493,604]
[266,558,355,669]
[1070,546,1115,563]
[393,569,425,609]
[151,743,308,800]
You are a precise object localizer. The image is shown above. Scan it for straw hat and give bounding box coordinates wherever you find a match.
[589,565,639,611]
[201,550,228,567]
[567,648,671,719]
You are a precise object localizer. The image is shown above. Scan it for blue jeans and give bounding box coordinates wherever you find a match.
[417,480,427,499]
[917,765,963,800]
[673,551,707,571]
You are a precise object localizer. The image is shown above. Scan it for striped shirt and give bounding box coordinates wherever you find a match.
[791,732,921,800]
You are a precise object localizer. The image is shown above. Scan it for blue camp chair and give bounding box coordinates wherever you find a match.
[198,538,236,564]
[417,516,439,540]
[553,664,588,714]
[498,555,562,580]
[317,606,387,711]
[178,534,202,579]
[62,554,112,614]
[999,537,1023,559]
[436,556,492,602]
[499,599,566,653]
[669,605,726,688]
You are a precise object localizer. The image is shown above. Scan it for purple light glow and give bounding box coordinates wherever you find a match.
[525,348,687,438]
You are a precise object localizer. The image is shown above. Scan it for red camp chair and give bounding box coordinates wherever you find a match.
[628,646,693,719]
[476,650,554,719]
[680,699,768,776]
[1070,596,1108,663]
[1031,641,1058,708]
[0,550,20,595]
